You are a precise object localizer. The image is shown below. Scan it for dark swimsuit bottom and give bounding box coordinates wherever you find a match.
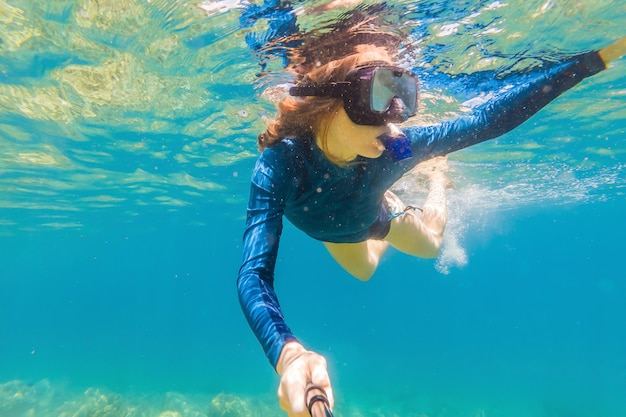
[368,197,393,240]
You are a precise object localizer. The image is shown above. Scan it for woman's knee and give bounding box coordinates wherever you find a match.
[417,237,442,258]
[387,213,443,258]
[348,261,377,281]
[323,241,383,281]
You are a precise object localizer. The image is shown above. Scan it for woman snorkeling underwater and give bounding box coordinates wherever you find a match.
[236,18,626,416]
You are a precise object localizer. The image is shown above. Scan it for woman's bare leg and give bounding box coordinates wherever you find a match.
[323,239,389,281]
[384,185,446,258]
[385,156,448,257]
[324,157,448,280]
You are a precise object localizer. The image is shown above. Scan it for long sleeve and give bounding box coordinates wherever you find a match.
[403,51,607,162]
[237,149,298,368]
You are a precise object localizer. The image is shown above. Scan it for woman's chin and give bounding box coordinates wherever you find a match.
[375,140,386,154]
[363,144,385,159]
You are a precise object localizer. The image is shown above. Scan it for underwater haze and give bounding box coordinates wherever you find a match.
[1,0,626,416]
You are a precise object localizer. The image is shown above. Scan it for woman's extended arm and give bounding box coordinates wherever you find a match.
[237,151,297,367]
[403,47,614,162]
[238,147,334,415]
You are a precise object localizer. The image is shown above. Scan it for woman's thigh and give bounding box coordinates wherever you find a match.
[323,240,388,281]
[385,193,441,258]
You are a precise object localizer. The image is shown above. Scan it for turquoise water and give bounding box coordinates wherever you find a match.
[1,1,625,416]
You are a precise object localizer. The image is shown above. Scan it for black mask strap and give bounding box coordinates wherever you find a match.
[289,82,351,98]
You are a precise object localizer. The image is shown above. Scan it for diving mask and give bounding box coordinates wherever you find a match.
[289,62,419,126]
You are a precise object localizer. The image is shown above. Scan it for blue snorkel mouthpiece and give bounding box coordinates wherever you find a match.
[379,130,412,162]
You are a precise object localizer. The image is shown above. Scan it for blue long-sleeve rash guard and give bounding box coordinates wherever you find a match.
[237,51,606,368]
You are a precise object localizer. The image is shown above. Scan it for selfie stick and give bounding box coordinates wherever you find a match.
[305,383,335,417]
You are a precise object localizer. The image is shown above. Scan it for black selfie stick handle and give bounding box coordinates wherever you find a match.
[305,383,334,417]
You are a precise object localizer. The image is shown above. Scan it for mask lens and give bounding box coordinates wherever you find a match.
[371,68,417,114]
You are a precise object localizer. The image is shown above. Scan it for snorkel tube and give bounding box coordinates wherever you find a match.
[379,123,412,162]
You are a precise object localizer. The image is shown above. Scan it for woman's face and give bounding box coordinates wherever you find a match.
[319,105,391,162]
[315,49,398,162]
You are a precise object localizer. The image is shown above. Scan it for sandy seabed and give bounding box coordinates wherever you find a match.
[4,378,591,417]
[0,379,279,417]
